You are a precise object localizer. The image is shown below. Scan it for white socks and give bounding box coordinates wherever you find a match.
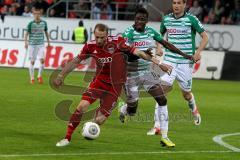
[29,63,34,80]
[120,103,128,115]
[38,62,44,78]
[188,93,197,112]
[154,103,160,128]
[158,104,169,139]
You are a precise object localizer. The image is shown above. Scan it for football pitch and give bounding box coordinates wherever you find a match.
[0,67,240,160]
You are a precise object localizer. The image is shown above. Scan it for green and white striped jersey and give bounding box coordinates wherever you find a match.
[122,26,163,77]
[160,12,205,64]
[27,20,48,46]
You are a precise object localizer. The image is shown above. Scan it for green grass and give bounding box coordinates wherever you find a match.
[0,67,240,160]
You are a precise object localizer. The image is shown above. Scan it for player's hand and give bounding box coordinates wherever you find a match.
[193,52,201,62]
[53,75,64,88]
[24,42,28,49]
[155,50,163,57]
[145,48,154,56]
[159,63,173,75]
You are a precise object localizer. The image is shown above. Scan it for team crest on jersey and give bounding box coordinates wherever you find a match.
[181,21,186,26]
[104,42,117,54]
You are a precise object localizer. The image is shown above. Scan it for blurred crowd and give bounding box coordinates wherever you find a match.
[0,0,239,25]
[187,0,240,25]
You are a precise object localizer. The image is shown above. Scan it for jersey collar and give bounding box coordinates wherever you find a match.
[172,12,186,19]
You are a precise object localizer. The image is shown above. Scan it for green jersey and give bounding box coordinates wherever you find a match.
[27,20,48,46]
[160,12,205,64]
[122,26,163,77]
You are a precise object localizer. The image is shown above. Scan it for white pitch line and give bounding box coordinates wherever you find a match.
[0,151,236,158]
[213,132,240,152]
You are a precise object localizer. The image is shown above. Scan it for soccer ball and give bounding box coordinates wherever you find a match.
[82,122,100,140]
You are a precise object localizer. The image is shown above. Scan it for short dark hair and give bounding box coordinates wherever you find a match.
[94,23,108,33]
[172,0,187,3]
[33,2,42,10]
[135,7,148,18]
[79,20,83,26]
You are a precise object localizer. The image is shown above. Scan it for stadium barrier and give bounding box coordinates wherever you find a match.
[0,39,225,80]
[1,16,239,80]
[221,51,240,81]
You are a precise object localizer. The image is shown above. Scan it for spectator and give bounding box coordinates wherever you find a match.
[73,0,90,19]
[25,0,34,12]
[189,0,203,19]
[114,0,128,20]
[100,0,113,20]
[204,9,218,24]
[212,0,225,23]
[0,5,7,22]
[92,0,101,19]
[22,5,32,16]
[37,0,49,15]
[50,0,66,17]
[72,20,88,44]
[228,3,240,24]
[48,8,57,17]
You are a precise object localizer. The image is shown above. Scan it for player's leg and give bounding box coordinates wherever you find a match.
[56,80,101,147]
[37,46,45,84]
[119,77,139,123]
[56,100,91,147]
[28,45,36,84]
[147,84,175,147]
[176,63,201,125]
[181,90,201,125]
[148,63,176,135]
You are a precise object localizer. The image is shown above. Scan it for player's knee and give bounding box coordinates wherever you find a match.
[126,101,138,116]
[183,92,192,101]
[155,96,167,106]
[163,85,173,93]
[77,101,89,112]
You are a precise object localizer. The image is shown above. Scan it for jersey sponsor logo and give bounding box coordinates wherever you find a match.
[133,41,151,47]
[167,28,190,34]
[31,28,44,33]
[98,57,112,64]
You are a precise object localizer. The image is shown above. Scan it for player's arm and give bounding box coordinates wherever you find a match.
[44,22,50,47]
[24,31,29,49]
[45,31,50,47]
[193,31,208,62]
[54,45,89,87]
[25,22,31,49]
[155,42,163,57]
[153,27,194,61]
[84,28,88,43]
[133,48,172,75]
[53,56,82,87]
[158,39,194,62]
[190,15,209,62]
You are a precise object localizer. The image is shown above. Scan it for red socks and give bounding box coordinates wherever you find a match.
[65,109,83,141]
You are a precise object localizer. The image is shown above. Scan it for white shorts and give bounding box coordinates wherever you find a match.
[160,61,194,92]
[28,45,45,61]
[124,71,161,103]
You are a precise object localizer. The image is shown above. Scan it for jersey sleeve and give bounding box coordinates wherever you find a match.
[44,21,48,31]
[152,28,163,42]
[77,44,90,60]
[122,27,133,45]
[160,17,167,35]
[189,15,205,34]
[27,22,31,33]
